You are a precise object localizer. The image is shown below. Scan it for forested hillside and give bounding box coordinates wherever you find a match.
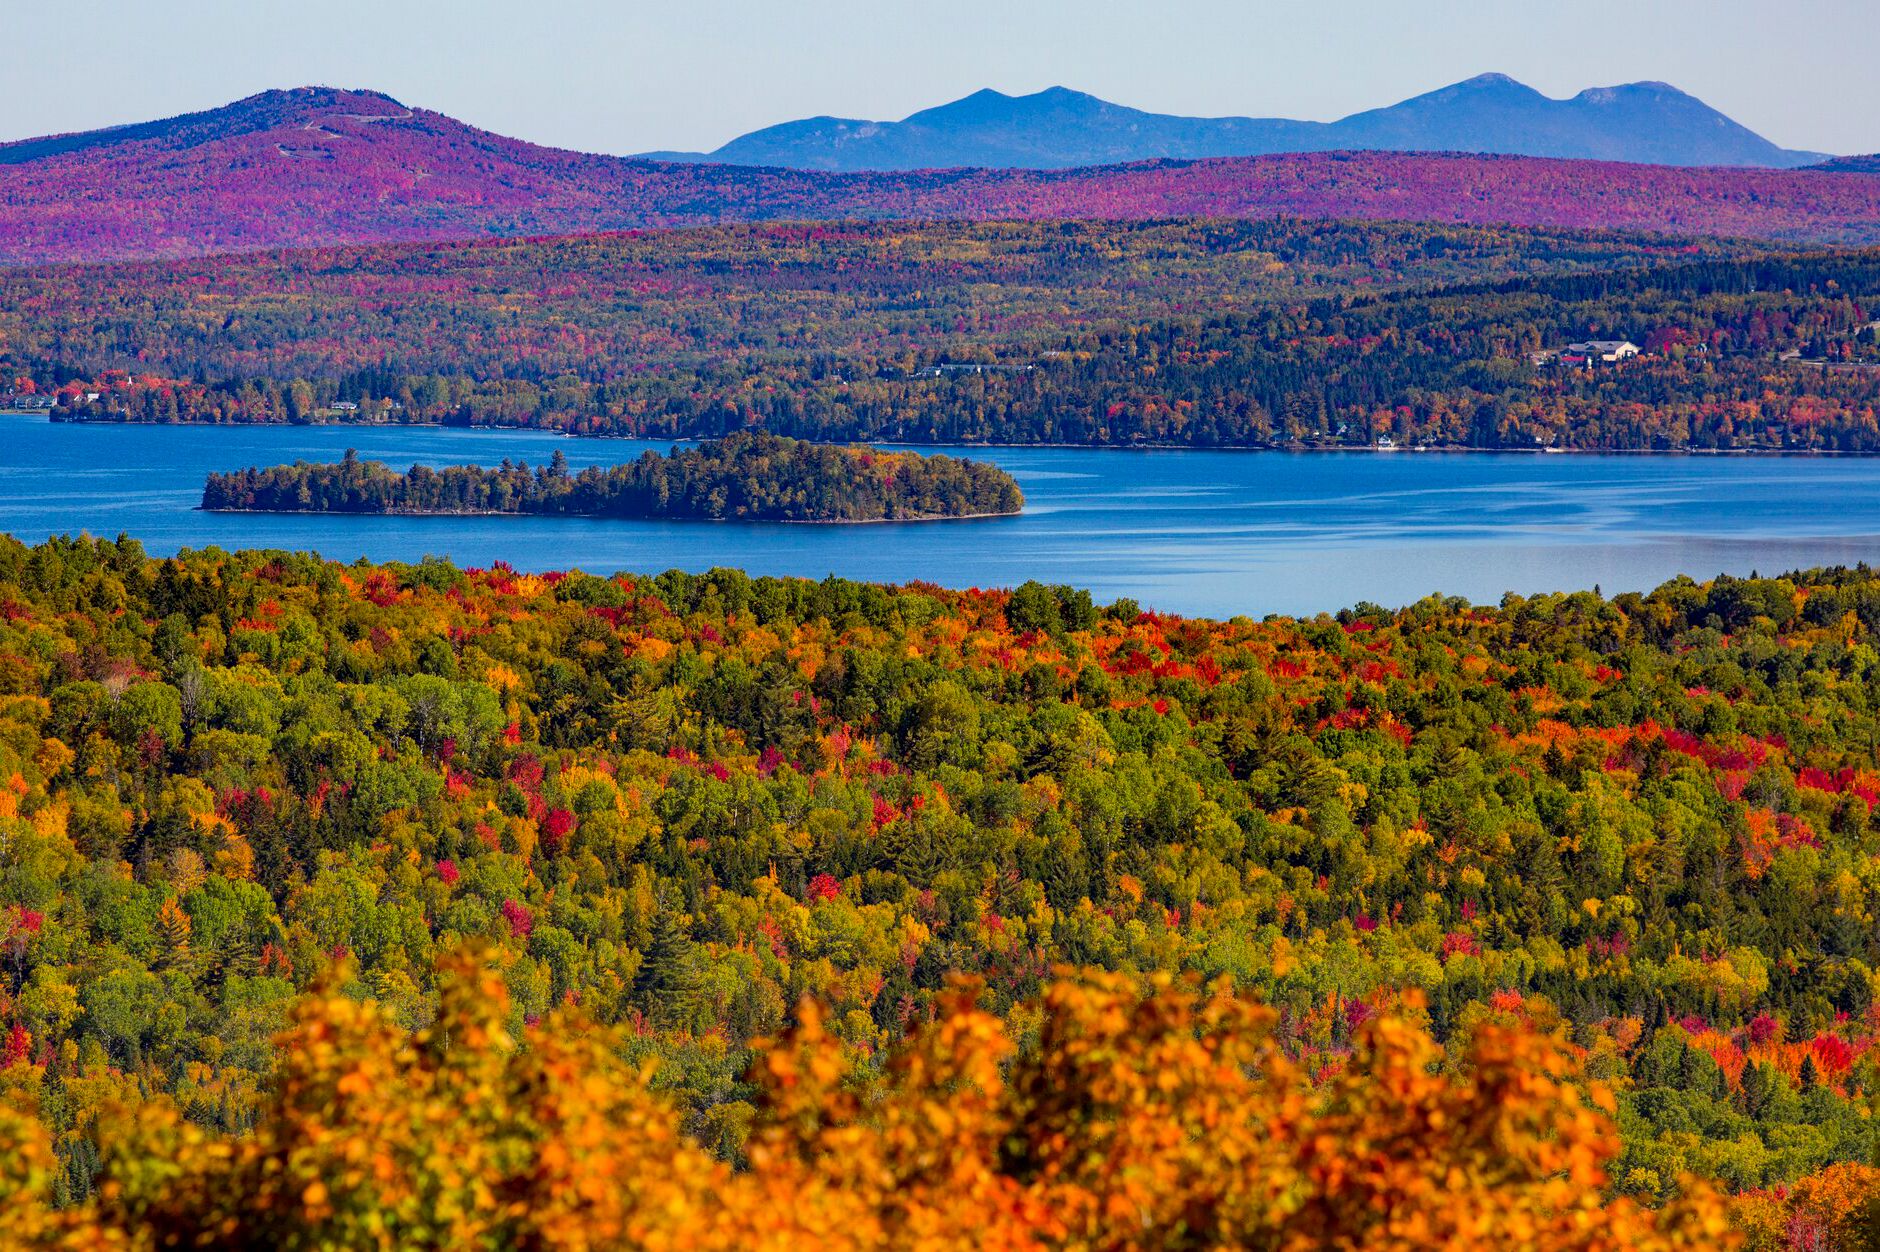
[5,87,1880,263]
[5,536,1880,1244]
[0,217,1737,389]
[953,249,1880,450]
[13,223,1880,449]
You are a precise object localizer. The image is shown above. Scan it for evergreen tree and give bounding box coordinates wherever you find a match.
[633,904,705,1029]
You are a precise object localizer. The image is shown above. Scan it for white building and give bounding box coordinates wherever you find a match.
[1564,340,1640,363]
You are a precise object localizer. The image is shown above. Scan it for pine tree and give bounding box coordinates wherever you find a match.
[1741,1061,1772,1117]
[633,906,704,1029]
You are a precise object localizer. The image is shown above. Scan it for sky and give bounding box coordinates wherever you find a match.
[7,0,1879,156]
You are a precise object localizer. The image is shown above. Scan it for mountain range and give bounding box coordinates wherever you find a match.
[642,75,1827,171]
[4,86,1880,265]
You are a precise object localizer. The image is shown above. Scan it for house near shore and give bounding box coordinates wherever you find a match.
[1564,339,1641,363]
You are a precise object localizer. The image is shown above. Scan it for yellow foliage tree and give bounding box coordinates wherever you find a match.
[0,954,1737,1250]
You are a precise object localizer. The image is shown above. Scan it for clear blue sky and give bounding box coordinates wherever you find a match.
[10,0,1878,155]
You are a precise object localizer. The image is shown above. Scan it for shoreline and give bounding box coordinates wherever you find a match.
[20,412,1880,458]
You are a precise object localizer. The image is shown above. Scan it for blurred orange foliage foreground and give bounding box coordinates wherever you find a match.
[2,951,1736,1251]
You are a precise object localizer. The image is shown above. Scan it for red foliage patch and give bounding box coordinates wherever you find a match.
[357,571,400,607]
[2,1022,31,1069]
[541,808,576,854]
[507,754,545,791]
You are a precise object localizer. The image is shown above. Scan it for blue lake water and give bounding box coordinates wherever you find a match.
[5,415,1880,618]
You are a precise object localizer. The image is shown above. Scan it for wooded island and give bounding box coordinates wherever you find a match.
[201,432,1023,523]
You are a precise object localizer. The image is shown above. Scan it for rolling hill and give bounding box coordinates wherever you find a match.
[645,75,1826,171]
[1814,154,1880,173]
[6,86,1880,264]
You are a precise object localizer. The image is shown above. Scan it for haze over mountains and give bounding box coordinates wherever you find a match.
[644,75,1827,171]
[4,85,1880,265]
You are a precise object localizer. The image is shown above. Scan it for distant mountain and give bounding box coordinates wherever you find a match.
[5,87,1880,265]
[640,87,1324,171]
[648,76,1825,171]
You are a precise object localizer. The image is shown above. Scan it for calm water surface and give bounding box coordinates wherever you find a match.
[6,416,1880,618]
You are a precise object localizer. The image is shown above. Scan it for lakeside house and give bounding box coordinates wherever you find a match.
[1563,339,1641,364]
[1533,340,1640,367]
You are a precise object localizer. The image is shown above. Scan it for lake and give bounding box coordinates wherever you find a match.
[6,416,1880,618]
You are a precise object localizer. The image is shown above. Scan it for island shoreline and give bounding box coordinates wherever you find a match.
[197,506,1023,525]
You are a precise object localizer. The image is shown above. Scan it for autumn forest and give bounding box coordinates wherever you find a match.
[2,535,1880,1245]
